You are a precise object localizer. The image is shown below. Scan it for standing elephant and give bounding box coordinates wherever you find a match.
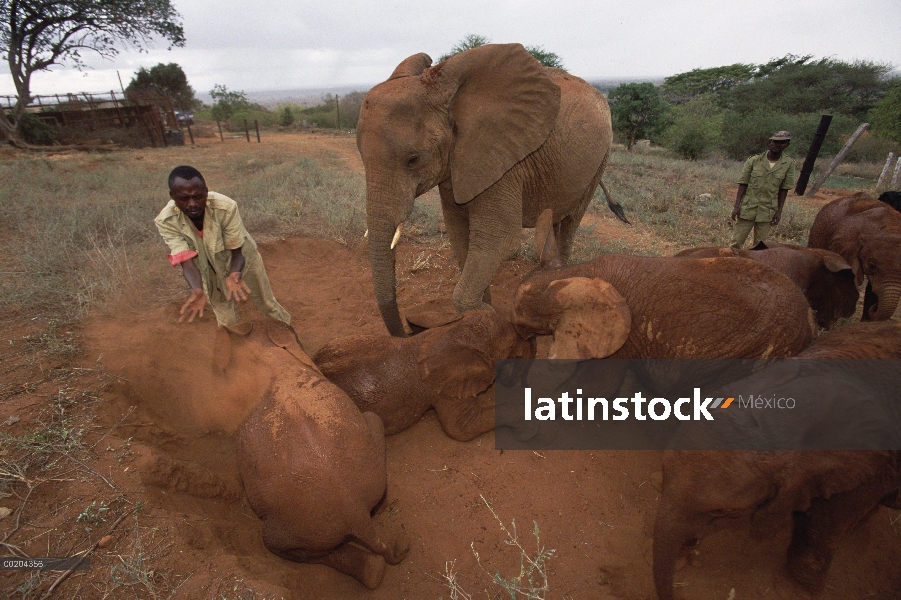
[675,243,858,329]
[218,319,408,589]
[313,310,536,441]
[808,195,901,320]
[512,211,814,361]
[357,43,619,336]
[653,321,901,600]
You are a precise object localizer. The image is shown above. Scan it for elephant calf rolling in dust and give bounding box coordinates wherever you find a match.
[313,310,536,441]
[216,319,408,589]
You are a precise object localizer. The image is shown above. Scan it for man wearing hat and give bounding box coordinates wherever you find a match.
[730,131,797,248]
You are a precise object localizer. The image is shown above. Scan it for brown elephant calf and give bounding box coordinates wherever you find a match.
[313,311,536,441]
[217,319,408,589]
[809,194,901,320]
[675,243,858,329]
[654,321,901,600]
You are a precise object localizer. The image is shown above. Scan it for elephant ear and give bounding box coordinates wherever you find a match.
[389,53,432,80]
[443,44,561,205]
[822,251,852,274]
[546,277,631,359]
[418,325,496,398]
[264,319,322,375]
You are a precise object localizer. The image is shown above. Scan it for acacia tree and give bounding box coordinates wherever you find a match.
[125,62,196,111]
[608,82,669,150]
[438,34,565,68]
[1,0,185,143]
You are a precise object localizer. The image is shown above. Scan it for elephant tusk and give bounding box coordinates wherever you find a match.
[390,224,403,250]
[363,229,368,239]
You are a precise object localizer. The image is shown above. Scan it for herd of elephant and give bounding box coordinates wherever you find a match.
[214,192,901,599]
[213,45,901,598]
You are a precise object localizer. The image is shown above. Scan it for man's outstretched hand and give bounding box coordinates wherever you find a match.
[179,289,207,323]
[225,271,251,302]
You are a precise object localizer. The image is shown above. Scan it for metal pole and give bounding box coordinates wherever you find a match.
[794,114,832,195]
[117,70,127,95]
[244,119,250,142]
[254,119,260,143]
[805,123,870,198]
[877,152,895,189]
[216,120,224,141]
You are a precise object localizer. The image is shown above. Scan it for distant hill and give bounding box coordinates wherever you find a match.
[197,85,374,108]
[194,77,667,107]
[587,77,666,94]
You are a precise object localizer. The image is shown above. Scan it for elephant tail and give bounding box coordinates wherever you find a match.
[600,180,630,225]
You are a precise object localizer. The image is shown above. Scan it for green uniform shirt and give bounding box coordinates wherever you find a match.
[736,151,797,222]
[154,191,258,303]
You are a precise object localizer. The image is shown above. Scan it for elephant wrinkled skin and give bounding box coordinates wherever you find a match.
[512,211,814,361]
[313,311,536,441]
[808,195,901,320]
[675,243,858,329]
[357,43,615,336]
[653,321,901,600]
[219,319,408,589]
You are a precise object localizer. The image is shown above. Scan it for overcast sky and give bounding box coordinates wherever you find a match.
[2,0,900,99]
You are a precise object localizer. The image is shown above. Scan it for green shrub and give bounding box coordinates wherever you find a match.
[280,106,294,126]
[720,111,858,161]
[663,95,723,160]
[15,112,59,145]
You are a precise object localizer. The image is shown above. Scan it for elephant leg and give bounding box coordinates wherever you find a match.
[309,544,387,590]
[451,183,523,312]
[784,487,885,596]
[361,411,390,515]
[440,182,470,272]
[261,520,385,588]
[554,164,602,264]
[434,396,495,441]
[349,511,409,566]
[862,281,877,321]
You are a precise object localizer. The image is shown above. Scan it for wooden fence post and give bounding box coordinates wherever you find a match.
[244,119,250,142]
[794,115,832,195]
[877,152,895,189]
[892,157,901,189]
[805,123,869,198]
[186,123,195,146]
[254,119,261,143]
[216,120,224,141]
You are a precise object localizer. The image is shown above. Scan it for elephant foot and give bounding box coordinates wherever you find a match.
[385,528,410,565]
[313,543,387,590]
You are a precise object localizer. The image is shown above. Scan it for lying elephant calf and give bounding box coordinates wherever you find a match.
[675,242,858,329]
[313,310,536,441]
[217,319,408,589]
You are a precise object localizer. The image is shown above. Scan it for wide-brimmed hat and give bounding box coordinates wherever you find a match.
[769,130,792,141]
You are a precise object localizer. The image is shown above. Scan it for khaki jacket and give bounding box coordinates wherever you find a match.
[154,192,258,302]
[737,152,797,222]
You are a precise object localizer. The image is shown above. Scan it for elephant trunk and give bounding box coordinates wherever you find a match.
[367,188,414,337]
[652,506,697,600]
[874,281,901,320]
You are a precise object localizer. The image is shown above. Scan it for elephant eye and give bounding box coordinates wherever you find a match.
[406,154,420,168]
